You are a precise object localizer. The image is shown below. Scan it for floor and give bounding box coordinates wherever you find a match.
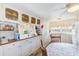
[31,47,47,56]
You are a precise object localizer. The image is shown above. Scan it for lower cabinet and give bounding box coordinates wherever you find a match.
[15,42,22,56]
[0,36,41,56]
[0,46,4,56]
[21,40,32,56]
[3,42,21,56]
[31,37,41,54]
[21,36,41,56]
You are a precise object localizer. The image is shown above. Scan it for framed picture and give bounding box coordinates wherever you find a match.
[5,8,18,21]
[37,19,40,24]
[31,17,36,24]
[22,14,29,23]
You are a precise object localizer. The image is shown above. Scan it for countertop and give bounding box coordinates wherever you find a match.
[0,35,42,46]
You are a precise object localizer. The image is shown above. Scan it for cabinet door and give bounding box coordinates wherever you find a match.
[31,37,41,53]
[21,40,32,56]
[15,41,22,56]
[36,37,41,48]
[3,42,18,56]
[0,46,3,56]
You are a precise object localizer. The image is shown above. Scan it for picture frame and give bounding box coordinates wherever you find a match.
[31,17,36,24]
[37,19,40,24]
[22,14,29,23]
[5,8,18,21]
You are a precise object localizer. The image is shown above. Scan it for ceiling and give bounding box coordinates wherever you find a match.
[4,3,76,20]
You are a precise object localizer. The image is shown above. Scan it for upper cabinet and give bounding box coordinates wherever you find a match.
[37,19,40,24]
[22,14,29,23]
[31,17,36,24]
[5,8,18,21]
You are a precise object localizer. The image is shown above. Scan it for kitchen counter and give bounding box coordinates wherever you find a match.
[0,35,42,46]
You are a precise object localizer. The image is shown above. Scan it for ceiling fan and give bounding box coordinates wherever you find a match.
[53,3,79,16]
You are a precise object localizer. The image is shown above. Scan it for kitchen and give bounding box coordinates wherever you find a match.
[0,3,79,56]
[0,4,42,56]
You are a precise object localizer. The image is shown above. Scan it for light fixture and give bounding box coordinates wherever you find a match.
[67,3,79,13]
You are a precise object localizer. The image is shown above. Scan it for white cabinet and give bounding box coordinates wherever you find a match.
[3,42,21,56]
[0,46,3,56]
[0,36,41,56]
[31,37,37,53]
[15,41,22,56]
[21,36,41,56]
[31,37,41,53]
[36,36,41,48]
[21,40,32,56]
[3,43,17,56]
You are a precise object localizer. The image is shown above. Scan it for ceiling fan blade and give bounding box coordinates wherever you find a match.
[59,10,69,16]
[53,7,65,11]
[60,10,66,15]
